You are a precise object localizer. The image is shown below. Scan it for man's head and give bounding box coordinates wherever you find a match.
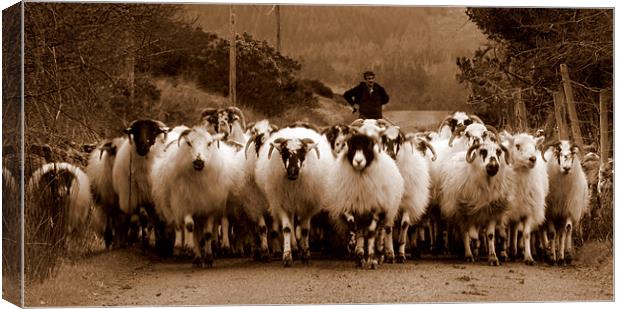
[363,71,375,87]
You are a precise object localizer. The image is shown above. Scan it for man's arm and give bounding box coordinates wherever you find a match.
[343,85,360,106]
[378,85,390,105]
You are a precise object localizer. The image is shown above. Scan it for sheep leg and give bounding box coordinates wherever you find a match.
[469,225,480,259]
[366,215,379,269]
[486,221,499,266]
[220,216,232,256]
[299,217,311,264]
[204,215,216,267]
[104,214,113,249]
[257,216,270,262]
[355,228,365,268]
[280,212,293,267]
[191,218,206,268]
[523,221,535,265]
[442,223,450,256]
[270,219,282,257]
[290,220,299,255]
[548,224,557,265]
[428,218,436,254]
[497,222,508,262]
[397,215,410,263]
[463,230,475,262]
[510,223,519,261]
[565,219,574,265]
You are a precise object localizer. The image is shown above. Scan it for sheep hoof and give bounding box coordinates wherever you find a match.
[464,255,476,263]
[369,259,378,270]
[396,254,406,264]
[565,254,573,265]
[558,258,566,266]
[499,251,508,262]
[204,254,215,268]
[488,256,500,266]
[301,250,311,265]
[384,253,394,264]
[283,252,293,267]
[192,257,203,268]
[524,259,536,266]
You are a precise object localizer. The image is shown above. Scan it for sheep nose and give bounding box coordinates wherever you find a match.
[193,159,204,171]
[486,163,499,176]
[529,156,537,164]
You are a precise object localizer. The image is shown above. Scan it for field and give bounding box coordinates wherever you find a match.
[24,241,613,306]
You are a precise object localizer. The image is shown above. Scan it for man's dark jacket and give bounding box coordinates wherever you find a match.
[343,82,389,119]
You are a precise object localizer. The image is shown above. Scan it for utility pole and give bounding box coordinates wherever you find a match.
[229,4,237,106]
[276,5,281,52]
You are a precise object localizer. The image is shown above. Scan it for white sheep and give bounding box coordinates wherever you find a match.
[112,119,170,252]
[542,140,589,265]
[150,127,243,267]
[437,111,484,140]
[28,162,93,236]
[499,132,549,265]
[255,126,332,266]
[325,130,404,269]
[438,138,513,265]
[86,137,125,248]
[379,125,432,263]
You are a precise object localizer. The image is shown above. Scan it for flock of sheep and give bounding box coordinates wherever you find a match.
[21,108,591,269]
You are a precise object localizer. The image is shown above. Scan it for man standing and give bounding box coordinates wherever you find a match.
[343,71,390,119]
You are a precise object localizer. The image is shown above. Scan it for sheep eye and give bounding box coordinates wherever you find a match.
[207,142,212,147]
[186,140,193,147]
[464,119,472,126]
[515,144,520,150]
[497,149,502,156]
[480,149,488,157]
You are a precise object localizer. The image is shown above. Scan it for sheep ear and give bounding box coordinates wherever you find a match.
[178,129,193,148]
[535,136,545,148]
[81,143,96,154]
[123,127,132,135]
[350,119,365,127]
[499,131,513,145]
[570,144,581,155]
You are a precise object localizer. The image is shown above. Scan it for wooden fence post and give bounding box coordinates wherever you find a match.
[553,91,569,140]
[599,89,610,162]
[560,64,584,145]
[229,4,237,106]
[514,88,527,131]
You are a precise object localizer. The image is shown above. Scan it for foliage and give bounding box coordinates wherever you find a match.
[456,8,612,132]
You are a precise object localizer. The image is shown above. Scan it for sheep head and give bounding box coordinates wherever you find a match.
[268,137,320,180]
[98,140,118,160]
[123,119,169,156]
[545,140,581,174]
[345,132,377,171]
[244,120,276,159]
[200,108,231,137]
[405,133,437,161]
[502,132,544,169]
[380,125,404,160]
[322,124,351,157]
[176,128,225,171]
[466,140,509,176]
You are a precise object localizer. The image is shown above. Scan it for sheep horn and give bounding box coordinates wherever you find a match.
[422,139,437,161]
[466,143,481,163]
[244,135,256,160]
[268,138,286,160]
[376,119,392,128]
[302,138,321,160]
[350,119,365,127]
[177,129,193,148]
[449,125,466,147]
[469,114,484,124]
[541,140,561,161]
[485,125,499,136]
[437,115,453,131]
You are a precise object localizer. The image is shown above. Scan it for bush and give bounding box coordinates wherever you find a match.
[301,79,334,99]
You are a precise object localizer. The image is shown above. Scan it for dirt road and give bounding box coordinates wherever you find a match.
[25,242,613,306]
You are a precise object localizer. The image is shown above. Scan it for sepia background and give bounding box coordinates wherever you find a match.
[1,0,614,306]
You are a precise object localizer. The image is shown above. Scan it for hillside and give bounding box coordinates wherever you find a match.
[183,5,487,111]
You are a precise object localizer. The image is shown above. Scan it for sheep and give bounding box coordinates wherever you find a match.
[86,137,125,248]
[437,111,484,140]
[255,126,332,266]
[322,124,352,157]
[150,127,243,267]
[541,140,589,265]
[112,119,170,253]
[325,130,404,269]
[378,125,433,263]
[350,118,392,140]
[27,162,93,236]
[499,132,548,265]
[438,138,513,265]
